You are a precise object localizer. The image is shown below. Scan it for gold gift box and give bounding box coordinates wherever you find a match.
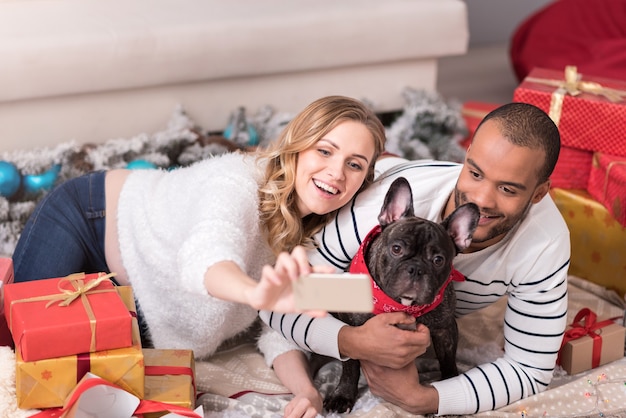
[143,348,196,418]
[15,286,144,409]
[550,188,626,297]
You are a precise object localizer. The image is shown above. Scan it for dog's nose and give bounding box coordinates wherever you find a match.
[408,265,425,277]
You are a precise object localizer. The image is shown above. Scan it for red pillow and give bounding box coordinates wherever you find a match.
[510,0,626,82]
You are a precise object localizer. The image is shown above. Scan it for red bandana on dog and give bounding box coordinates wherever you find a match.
[349,224,465,317]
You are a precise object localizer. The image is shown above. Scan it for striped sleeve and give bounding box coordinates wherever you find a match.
[258,310,347,361]
[432,261,569,415]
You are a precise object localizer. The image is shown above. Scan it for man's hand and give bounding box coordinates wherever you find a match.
[338,313,431,368]
[361,360,439,415]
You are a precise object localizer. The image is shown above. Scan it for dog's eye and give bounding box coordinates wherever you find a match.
[391,244,403,256]
[432,255,445,266]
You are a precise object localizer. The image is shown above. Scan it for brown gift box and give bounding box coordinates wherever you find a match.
[15,286,144,409]
[558,308,625,375]
[142,348,196,418]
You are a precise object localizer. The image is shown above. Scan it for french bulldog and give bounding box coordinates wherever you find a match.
[317,176,480,413]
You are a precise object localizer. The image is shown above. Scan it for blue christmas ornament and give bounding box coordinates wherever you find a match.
[0,161,21,198]
[23,164,61,194]
[224,107,259,146]
[126,159,157,170]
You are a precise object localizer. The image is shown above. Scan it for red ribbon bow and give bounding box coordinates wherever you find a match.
[557,308,615,369]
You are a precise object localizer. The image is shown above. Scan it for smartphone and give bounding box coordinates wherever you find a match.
[294,273,373,313]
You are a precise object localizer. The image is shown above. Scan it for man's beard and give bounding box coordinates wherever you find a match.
[454,189,533,245]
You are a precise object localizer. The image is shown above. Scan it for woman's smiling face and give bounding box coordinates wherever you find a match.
[294,120,376,217]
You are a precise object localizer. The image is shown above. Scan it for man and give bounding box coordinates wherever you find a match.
[259,102,570,415]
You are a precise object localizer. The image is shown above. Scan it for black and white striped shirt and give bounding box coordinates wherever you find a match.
[260,158,570,415]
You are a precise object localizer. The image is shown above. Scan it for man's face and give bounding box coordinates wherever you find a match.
[452,120,550,252]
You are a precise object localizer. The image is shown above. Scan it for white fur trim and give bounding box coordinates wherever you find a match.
[0,346,39,417]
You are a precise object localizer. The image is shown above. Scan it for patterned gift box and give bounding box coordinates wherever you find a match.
[4,272,133,361]
[558,308,625,375]
[551,146,594,189]
[513,66,626,156]
[15,286,144,409]
[587,152,626,227]
[142,348,196,418]
[550,188,626,297]
[0,258,14,347]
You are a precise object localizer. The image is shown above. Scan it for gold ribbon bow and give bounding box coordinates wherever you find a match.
[46,272,116,307]
[525,65,626,125]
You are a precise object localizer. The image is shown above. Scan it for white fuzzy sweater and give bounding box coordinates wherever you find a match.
[117,152,297,362]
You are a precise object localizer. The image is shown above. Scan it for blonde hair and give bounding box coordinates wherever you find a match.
[257,96,386,254]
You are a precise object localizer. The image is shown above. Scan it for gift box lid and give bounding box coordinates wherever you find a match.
[514,66,626,156]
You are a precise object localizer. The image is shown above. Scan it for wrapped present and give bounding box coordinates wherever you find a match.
[557,308,625,375]
[15,286,144,409]
[551,146,593,189]
[550,188,626,297]
[143,348,196,418]
[460,101,500,148]
[513,66,626,156]
[588,152,626,227]
[0,258,14,347]
[4,272,133,361]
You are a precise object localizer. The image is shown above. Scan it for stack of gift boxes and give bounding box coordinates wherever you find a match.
[512,65,626,375]
[0,258,198,417]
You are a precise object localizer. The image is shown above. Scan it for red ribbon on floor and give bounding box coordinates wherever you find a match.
[28,375,202,418]
[557,308,614,368]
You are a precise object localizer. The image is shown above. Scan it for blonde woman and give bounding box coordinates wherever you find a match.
[13,95,386,417]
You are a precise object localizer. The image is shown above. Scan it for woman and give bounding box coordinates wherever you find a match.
[12,95,386,417]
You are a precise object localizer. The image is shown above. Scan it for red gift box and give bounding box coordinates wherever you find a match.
[551,146,594,189]
[0,258,14,347]
[513,66,626,156]
[4,272,133,362]
[460,101,500,149]
[587,152,626,227]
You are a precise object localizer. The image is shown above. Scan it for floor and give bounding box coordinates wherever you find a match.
[436,43,519,106]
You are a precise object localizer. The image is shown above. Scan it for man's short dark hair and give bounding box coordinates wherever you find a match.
[476,102,561,183]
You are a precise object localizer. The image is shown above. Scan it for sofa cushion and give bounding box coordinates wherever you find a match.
[0,0,468,102]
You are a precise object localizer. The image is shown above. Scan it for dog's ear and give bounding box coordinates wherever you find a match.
[378,177,415,227]
[441,203,480,252]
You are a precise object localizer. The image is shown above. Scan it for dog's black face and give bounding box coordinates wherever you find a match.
[366,176,479,308]
[317,176,480,414]
[367,217,457,307]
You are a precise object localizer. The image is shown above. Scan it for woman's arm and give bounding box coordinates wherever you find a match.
[204,247,328,314]
[273,350,323,418]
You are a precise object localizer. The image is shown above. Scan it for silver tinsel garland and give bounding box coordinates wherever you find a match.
[0,90,468,256]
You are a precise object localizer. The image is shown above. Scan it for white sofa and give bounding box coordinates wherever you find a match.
[0,0,468,152]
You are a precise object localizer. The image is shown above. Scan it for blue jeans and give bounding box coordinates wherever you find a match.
[12,171,153,347]
[13,171,109,282]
